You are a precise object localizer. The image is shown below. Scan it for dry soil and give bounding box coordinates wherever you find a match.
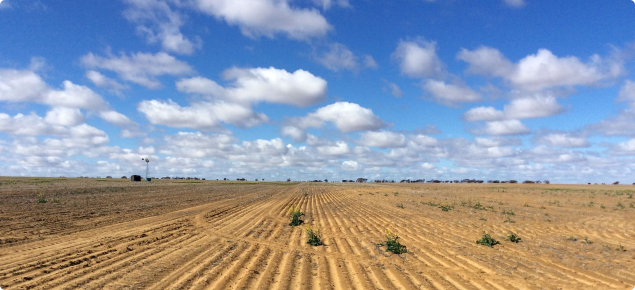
[0,177,634,289]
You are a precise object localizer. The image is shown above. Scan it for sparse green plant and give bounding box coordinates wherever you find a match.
[397,203,404,209]
[305,225,323,246]
[501,209,515,216]
[476,232,500,248]
[379,229,408,254]
[566,236,578,242]
[616,243,626,252]
[52,198,61,204]
[37,193,47,203]
[438,203,453,211]
[479,217,487,221]
[384,193,388,196]
[602,245,611,250]
[506,231,522,243]
[461,199,486,210]
[304,193,309,197]
[539,206,546,209]
[616,202,625,209]
[627,193,633,199]
[288,205,304,226]
[421,201,438,207]
[583,237,592,244]
[504,216,516,223]
[600,204,606,209]
[394,192,399,196]
[523,202,531,207]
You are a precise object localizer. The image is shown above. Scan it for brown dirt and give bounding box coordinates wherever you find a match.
[0,177,634,289]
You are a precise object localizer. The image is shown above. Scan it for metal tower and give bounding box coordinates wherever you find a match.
[141,158,150,181]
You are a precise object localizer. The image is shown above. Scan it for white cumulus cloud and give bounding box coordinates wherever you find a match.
[618,80,635,102]
[474,137,522,148]
[45,107,84,127]
[0,69,49,102]
[463,106,506,122]
[503,95,565,119]
[281,126,307,142]
[85,70,129,96]
[536,133,590,148]
[176,67,327,107]
[291,102,388,133]
[0,0,9,9]
[138,99,268,130]
[0,69,109,110]
[364,55,378,69]
[315,43,359,72]
[457,46,514,77]
[194,0,331,40]
[458,46,621,91]
[480,119,531,135]
[464,94,564,121]
[341,160,359,171]
[99,110,136,126]
[316,141,350,156]
[81,51,194,89]
[608,139,635,155]
[422,79,481,105]
[123,0,200,55]
[421,162,436,170]
[0,113,67,136]
[46,81,109,110]
[382,79,403,97]
[392,38,444,78]
[358,131,406,148]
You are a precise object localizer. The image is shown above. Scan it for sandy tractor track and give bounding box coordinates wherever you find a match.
[0,178,634,289]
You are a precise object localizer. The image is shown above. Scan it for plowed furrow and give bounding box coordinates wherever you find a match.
[205,243,263,289]
[234,247,274,289]
[23,232,200,290]
[147,242,243,290]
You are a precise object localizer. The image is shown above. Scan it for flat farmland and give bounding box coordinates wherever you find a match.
[0,178,634,290]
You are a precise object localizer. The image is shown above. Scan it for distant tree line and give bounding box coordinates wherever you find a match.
[334,178,553,184]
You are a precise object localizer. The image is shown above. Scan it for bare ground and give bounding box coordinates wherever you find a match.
[0,177,634,289]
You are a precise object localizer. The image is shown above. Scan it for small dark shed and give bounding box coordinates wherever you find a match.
[131,175,142,182]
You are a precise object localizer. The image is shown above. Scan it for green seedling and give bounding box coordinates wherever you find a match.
[288,205,304,226]
[476,232,500,248]
[506,231,522,243]
[438,203,453,211]
[305,225,323,246]
[379,229,408,254]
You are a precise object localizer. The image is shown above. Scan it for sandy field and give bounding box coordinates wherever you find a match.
[0,177,633,289]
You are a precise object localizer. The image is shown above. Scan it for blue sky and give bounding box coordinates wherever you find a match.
[1,0,635,183]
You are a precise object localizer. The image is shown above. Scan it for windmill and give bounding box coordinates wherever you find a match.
[141,158,150,181]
